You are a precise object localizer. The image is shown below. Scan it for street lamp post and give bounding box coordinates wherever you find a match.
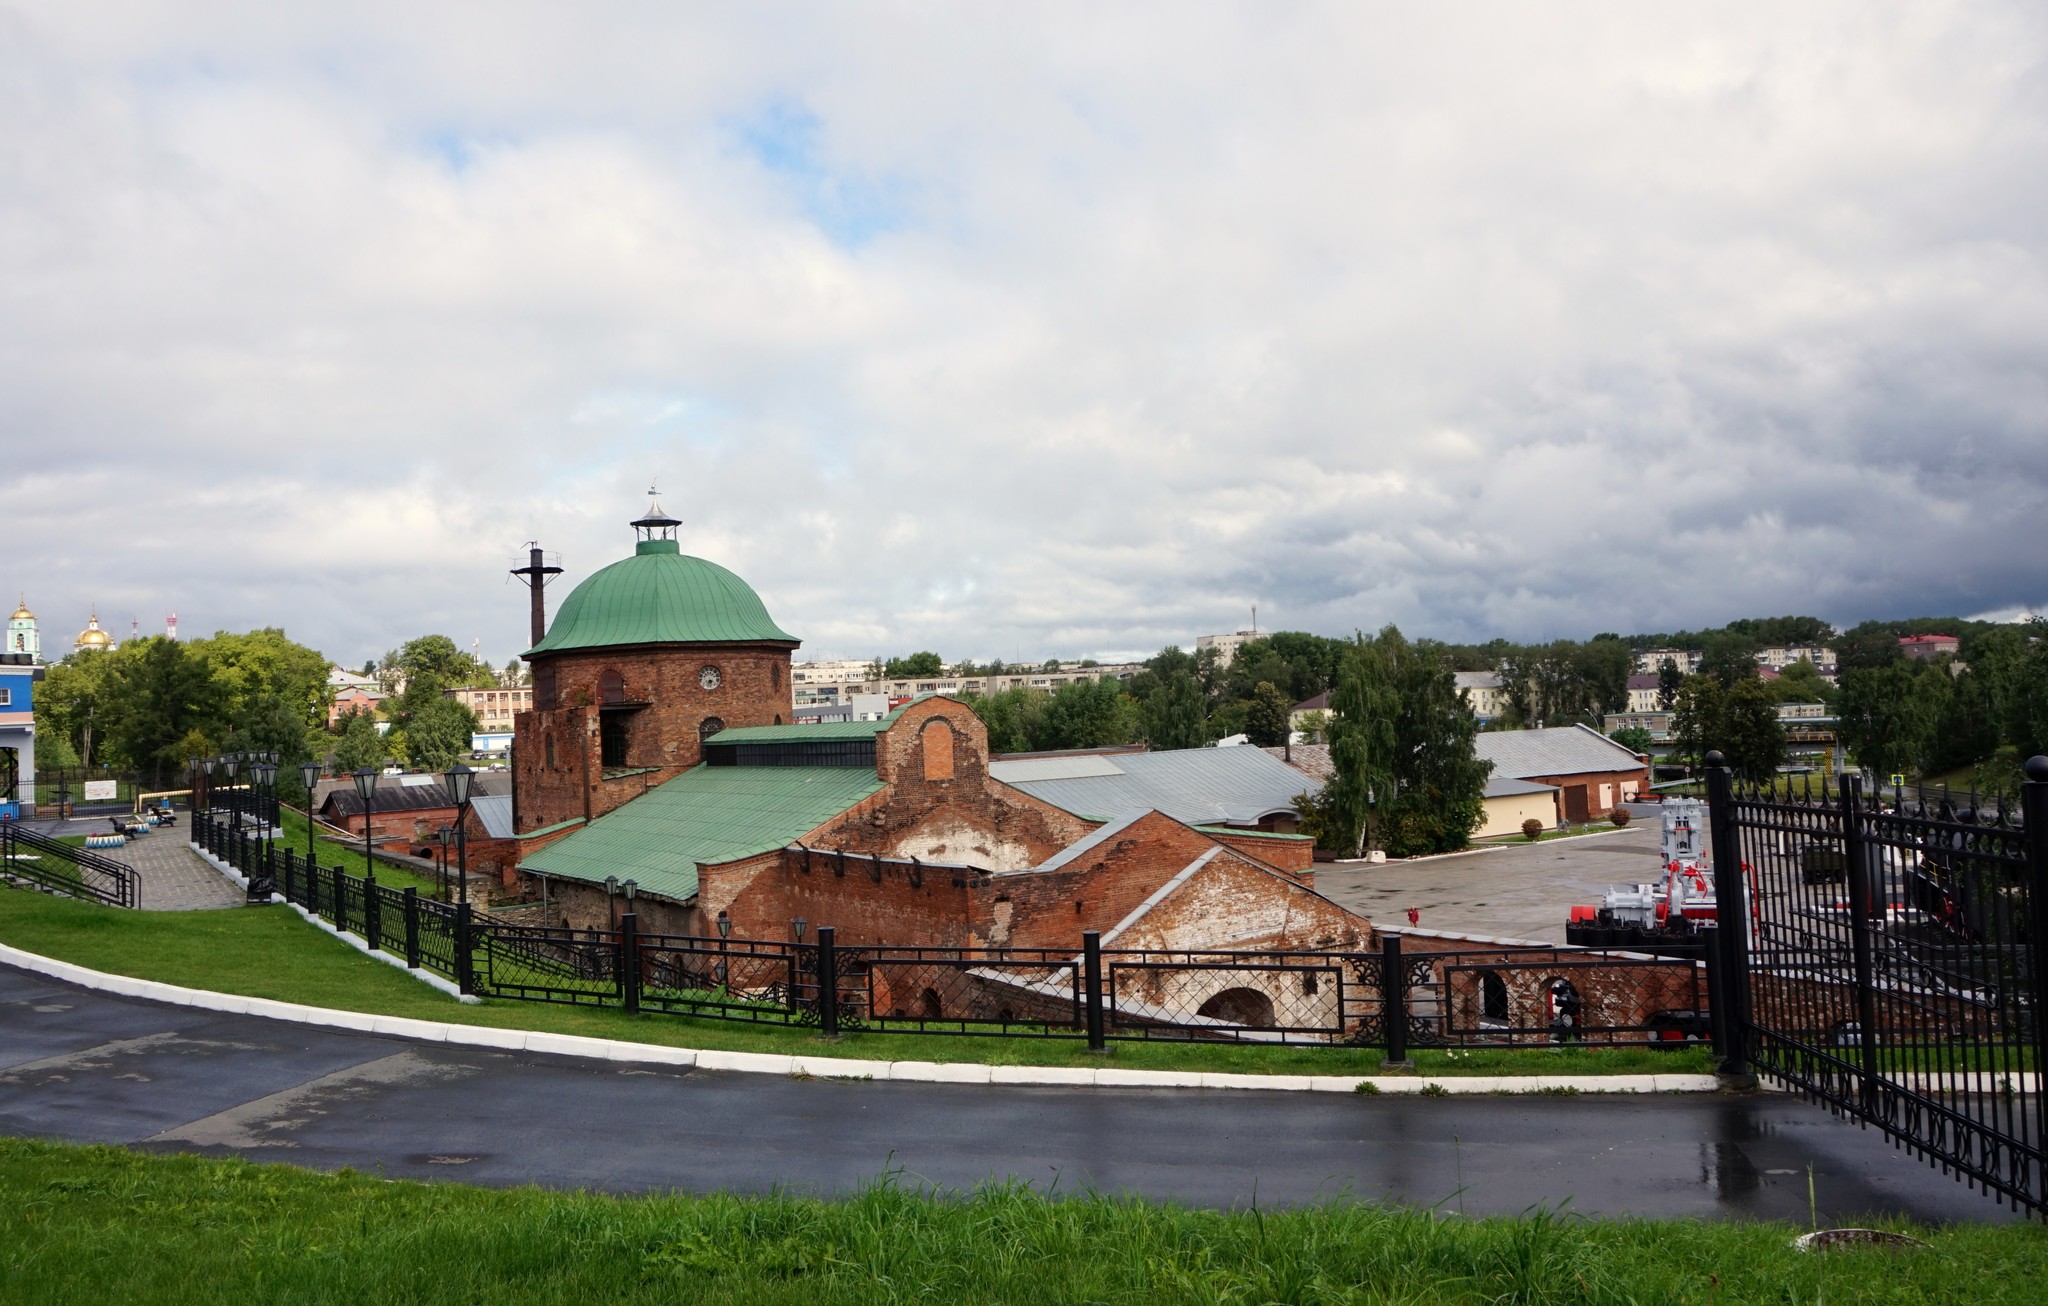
[223,754,242,830]
[444,761,475,909]
[248,758,278,901]
[298,760,322,875]
[352,768,379,878]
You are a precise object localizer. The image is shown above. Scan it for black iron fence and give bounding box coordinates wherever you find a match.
[0,823,140,908]
[1708,754,2048,1216]
[189,812,1708,1051]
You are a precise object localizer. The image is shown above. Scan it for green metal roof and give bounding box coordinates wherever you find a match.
[524,539,797,657]
[519,765,882,901]
[707,705,908,745]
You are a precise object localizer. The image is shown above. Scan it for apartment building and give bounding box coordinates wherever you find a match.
[447,685,534,732]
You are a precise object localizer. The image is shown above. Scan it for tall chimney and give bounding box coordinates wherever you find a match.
[510,544,563,647]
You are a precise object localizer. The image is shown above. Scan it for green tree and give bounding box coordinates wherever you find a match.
[1244,681,1292,748]
[330,708,387,774]
[1670,676,1726,773]
[1325,626,1489,858]
[187,627,331,733]
[33,654,119,769]
[1698,630,1763,687]
[1293,709,1330,744]
[1326,633,1398,857]
[392,634,487,692]
[1141,671,1210,751]
[1719,677,1787,780]
[1609,725,1654,756]
[399,695,480,773]
[1033,678,1140,751]
[1836,663,1934,780]
[884,651,945,679]
[219,693,321,808]
[102,637,229,787]
[1656,658,1684,711]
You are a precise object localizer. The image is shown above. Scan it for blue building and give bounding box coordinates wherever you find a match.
[1,599,43,819]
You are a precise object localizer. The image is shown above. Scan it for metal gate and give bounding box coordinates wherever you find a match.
[1706,754,2048,1215]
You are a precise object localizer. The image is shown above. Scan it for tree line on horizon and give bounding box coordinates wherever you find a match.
[33,632,506,806]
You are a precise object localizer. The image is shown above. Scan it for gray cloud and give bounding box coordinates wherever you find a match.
[5,3,2045,668]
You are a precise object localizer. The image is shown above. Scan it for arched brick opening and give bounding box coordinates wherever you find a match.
[921,719,955,781]
[1197,987,1276,1029]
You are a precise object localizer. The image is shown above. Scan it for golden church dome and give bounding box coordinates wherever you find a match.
[76,612,112,649]
[10,601,31,622]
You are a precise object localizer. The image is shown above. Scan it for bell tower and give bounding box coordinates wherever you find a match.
[7,599,37,662]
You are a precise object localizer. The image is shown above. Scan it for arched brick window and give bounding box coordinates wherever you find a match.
[921,719,955,781]
[772,662,782,690]
[600,668,625,705]
[699,717,725,743]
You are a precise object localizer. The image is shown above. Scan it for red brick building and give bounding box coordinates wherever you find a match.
[511,502,800,834]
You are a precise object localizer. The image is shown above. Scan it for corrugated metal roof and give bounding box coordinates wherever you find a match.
[707,705,906,745]
[1484,776,1557,798]
[987,755,1127,782]
[992,746,1316,827]
[524,540,797,656]
[519,765,883,902]
[471,793,514,839]
[1474,724,1645,780]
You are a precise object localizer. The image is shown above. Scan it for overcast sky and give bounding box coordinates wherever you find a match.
[7,3,2045,671]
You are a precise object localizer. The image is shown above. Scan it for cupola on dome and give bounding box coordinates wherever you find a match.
[523,503,797,656]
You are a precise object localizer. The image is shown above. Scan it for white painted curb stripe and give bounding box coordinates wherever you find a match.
[0,940,1723,1095]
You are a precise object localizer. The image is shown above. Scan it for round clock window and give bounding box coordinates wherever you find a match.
[698,665,722,690]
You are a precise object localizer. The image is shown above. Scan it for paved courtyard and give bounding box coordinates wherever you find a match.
[56,819,244,912]
[1313,818,1667,943]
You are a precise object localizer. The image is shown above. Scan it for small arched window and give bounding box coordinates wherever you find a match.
[600,669,626,705]
[699,717,725,743]
[1479,970,1509,1025]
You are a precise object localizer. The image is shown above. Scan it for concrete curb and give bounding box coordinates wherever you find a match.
[0,940,1723,1096]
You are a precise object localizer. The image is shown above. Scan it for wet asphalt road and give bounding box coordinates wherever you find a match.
[0,963,2021,1224]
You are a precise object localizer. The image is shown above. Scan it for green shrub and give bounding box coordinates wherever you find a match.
[1520,818,1543,841]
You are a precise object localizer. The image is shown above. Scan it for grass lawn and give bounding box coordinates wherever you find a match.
[265,807,442,896]
[3,1137,2043,1305]
[0,889,1713,1078]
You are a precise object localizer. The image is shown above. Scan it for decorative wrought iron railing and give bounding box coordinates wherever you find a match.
[1708,755,2048,1217]
[0,823,140,909]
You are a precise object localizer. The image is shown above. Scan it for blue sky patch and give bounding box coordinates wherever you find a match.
[731,97,915,249]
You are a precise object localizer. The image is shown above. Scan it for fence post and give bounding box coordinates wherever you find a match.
[1703,754,1753,1084]
[364,870,382,953]
[620,911,641,1016]
[1380,933,1411,1069]
[1082,929,1107,1051]
[2020,756,2048,1167]
[1700,925,1727,1059]
[403,887,421,969]
[1837,774,1883,1112]
[455,900,475,995]
[816,926,840,1038]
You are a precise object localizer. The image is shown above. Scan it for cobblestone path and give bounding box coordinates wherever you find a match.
[76,825,245,911]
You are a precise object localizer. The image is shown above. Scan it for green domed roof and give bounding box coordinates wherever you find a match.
[524,539,797,656]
